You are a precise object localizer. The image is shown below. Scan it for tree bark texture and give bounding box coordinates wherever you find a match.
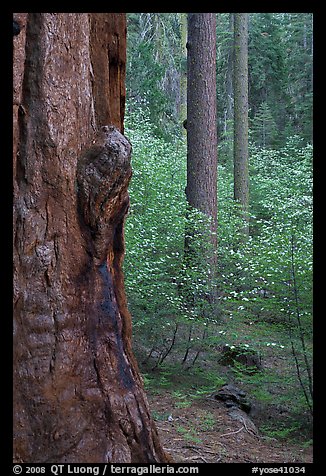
[13,13,168,464]
[233,13,249,234]
[180,13,187,139]
[224,14,234,159]
[186,13,218,251]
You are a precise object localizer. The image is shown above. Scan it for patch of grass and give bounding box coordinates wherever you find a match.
[172,390,192,408]
[199,412,216,431]
[143,363,227,398]
[152,410,172,422]
[142,367,175,392]
[187,369,227,397]
[175,424,202,444]
[251,387,274,404]
[301,439,313,449]
[142,373,153,387]
[260,421,301,440]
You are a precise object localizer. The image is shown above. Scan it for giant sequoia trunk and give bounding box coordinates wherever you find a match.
[13,13,168,463]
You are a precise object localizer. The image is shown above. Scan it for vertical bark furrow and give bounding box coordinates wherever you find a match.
[186,13,218,247]
[89,14,126,132]
[234,13,249,235]
[14,13,168,463]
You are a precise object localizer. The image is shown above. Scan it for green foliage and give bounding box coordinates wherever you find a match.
[124,104,185,317]
[124,13,313,443]
[200,412,216,431]
[172,392,192,409]
[248,13,313,146]
[124,104,219,366]
[260,421,301,440]
[278,13,313,143]
[248,14,288,111]
[124,103,312,428]
[219,138,312,329]
[126,13,183,140]
[250,102,278,148]
[127,13,313,148]
[218,139,313,415]
[175,425,202,444]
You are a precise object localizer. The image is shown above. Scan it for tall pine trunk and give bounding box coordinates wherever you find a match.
[186,13,218,253]
[184,13,218,309]
[180,13,187,139]
[224,13,234,161]
[233,13,249,237]
[13,13,168,464]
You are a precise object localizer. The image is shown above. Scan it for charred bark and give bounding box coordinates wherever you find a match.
[13,13,168,463]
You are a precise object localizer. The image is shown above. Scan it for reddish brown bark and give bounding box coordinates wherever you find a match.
[13,13,168,463]
[89,14,126,132]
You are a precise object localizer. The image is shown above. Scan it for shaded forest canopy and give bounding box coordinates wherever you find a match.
[126,13,312,147]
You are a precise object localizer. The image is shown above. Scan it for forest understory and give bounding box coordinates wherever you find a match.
[124,102,313,464]
[135,336,313,463]
[148,388,313,463]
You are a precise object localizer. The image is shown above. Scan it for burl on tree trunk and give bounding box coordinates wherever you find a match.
[13,13,168,463]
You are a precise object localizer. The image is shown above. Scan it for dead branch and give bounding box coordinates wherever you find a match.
[219,426,244,437]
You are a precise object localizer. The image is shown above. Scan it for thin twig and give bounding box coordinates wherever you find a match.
[183,455,208,463]
[163,448,184,453]
[219,426,244,437]
[156,425,171,432]
[183,445,219,455]
[290,234,313,400]
[190,455,209,463]
[185,447,209,463]
[158,322,179,365]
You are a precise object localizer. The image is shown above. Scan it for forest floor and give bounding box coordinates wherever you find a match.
[135,314,313,464]
[147,390,313,464]
[136,320,313,465]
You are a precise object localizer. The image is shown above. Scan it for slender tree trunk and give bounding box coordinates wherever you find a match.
[180,13,187,139]
[13,13,168,464]
[225,13,234,160]
[186,12,218,255]
[233,13,249,236]
[311,15,313,96]
[155,13,163,63]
